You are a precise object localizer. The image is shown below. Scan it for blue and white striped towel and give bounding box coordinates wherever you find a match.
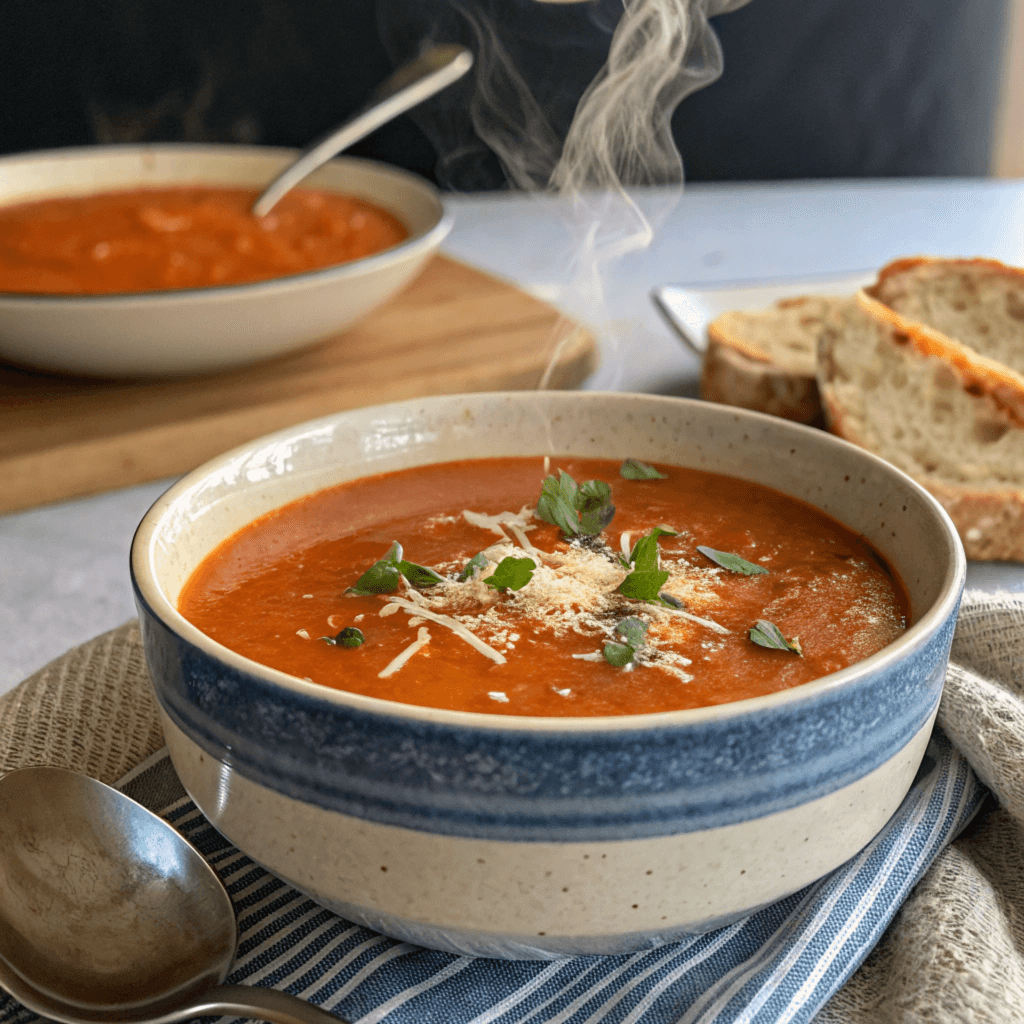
[0,729,983,1024]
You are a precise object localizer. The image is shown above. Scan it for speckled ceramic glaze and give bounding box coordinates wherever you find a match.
[131,392,965,958]
[0,144,450,376]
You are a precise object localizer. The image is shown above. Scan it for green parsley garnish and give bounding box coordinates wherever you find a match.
[458,552,489,581]
[397,560,445,587]
[320,627,365,648]
[618,527,677,601]
[749,619,802,654]
[697,546,769,576]
[345,541,404,595]
[603,617,649,667]
[345,541,443,595]
[620,459,667,480]
[483,556,536,592]
[536,471,615,538]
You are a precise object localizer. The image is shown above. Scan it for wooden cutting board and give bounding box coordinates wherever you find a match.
[0,255,597,514]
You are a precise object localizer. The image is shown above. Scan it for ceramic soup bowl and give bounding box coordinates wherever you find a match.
[131,391,965,958]
[0,144,450,377]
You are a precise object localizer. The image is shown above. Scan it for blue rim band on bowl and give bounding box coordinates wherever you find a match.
[136,583,954,842]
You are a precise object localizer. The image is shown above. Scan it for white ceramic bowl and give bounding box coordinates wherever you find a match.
[0,144,451,377]
[131,392,965,958]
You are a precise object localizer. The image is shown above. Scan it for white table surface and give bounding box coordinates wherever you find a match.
[3,177,1024,695]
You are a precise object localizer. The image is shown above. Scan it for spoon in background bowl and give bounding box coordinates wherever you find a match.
[252,43,473,217]
[0,765,347,1024]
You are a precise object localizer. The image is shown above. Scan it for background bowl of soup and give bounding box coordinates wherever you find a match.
[131,391,965,958]
[0,144,450,376]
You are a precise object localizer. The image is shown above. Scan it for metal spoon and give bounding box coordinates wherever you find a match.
[0,765,346,1024]
[252,43,473,217]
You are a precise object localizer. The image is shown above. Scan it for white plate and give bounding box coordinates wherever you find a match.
[650,270,877,356]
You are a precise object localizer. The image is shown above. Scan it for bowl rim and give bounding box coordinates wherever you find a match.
[0,143,452,304]
[131,391,967,734]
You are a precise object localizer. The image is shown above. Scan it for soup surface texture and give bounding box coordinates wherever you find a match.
[0,186,407,294]
[180,457,908,717]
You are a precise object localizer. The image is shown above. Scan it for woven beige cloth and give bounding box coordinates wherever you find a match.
[2,593,1023,1022]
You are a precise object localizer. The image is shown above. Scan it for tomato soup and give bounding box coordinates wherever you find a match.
[0,186,407,295]
[179,457,908,717]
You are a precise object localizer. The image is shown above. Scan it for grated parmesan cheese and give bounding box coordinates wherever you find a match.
[488,691,510,703]
[387,597,507,664]
[295,629,310,639]
[378,627,431,679]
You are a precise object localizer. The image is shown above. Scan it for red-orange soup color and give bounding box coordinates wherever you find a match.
[179,457,909,717]
[0,186,407,295]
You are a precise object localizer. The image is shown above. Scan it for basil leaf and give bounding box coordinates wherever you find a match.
[398,560,445,587]
[382,541,403,565]
[537,474,581,537]
[556,470,579,507]
[658,592,684,609]
[749,619,802,654]
[345,559,402,596]
[577,479,615,535]
[627,526,677,566]
[458,552,489,581]
[320,627,365,648]
[697,545,769,576]
[578,479,612,507]
[618,568,670,601]
[615,617,648,648]
[537,471,616,537]
[603,641,635,667]
[620,459,667,480]
[483,556,536,592]
[580,502,616,535]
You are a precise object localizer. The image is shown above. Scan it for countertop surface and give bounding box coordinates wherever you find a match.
[4,177,1024,694]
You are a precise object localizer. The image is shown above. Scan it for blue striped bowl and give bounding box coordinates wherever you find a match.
[131,392,965,959]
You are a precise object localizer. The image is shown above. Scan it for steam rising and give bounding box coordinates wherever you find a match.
[379,0,749,388]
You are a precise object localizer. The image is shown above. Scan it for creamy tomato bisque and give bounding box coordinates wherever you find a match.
[0,186,407,295]
[179,457,908,717]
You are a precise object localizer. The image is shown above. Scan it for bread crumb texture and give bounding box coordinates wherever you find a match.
[818,296,1024,561]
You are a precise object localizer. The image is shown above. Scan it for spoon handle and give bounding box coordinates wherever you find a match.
[180,984,349,1024]
[251,43,473,217]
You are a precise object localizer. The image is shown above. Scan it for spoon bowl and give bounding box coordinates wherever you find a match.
[0,766,341,1024]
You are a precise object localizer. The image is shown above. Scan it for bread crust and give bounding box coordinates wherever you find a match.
[858,289,1024,427]
[702,332,822,424]
[818,295,1024,563]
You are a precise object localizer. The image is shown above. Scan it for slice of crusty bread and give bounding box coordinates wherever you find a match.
[702,296,848,423]
[818,297,1024,561]
[866,257,1024,422]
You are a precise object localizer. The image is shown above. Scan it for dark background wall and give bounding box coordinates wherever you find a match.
[0,0,1009,190]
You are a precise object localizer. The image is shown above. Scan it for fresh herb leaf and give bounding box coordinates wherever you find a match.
[615,617,649,647]
[619,527,675,602]
[620,459,667,480]
[345,561,401,596]
[537,473,582,537]
[397,560,445,587]
[458,552,489,581]
[602,616,649,667]
[658,592,684,609]
[320,627,365,648]
[602,641,635,667]
[577,479,616,535]
[536,471,616,537]
[483,556,536,592]
[345,541,404,595]
[627,526,678,566]
[618,569,670,601]
[749,619,802,654]
[697,545,769,576]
